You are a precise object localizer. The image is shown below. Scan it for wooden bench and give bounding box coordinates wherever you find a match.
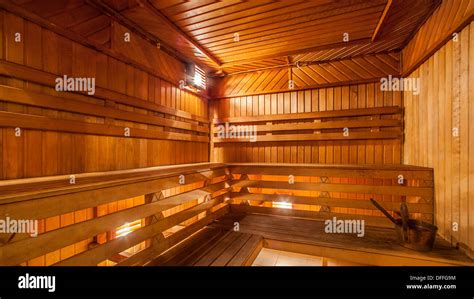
[228,163,434,228]
[147,227,263,266]
[0,163,230,266]
[211,212,474,266]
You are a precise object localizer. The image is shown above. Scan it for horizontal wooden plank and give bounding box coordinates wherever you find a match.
[0,85,209,133]
[232,180,433,197]
[231,193,433,214]
[0,170,228,220]
[216,213,474,265]
[0,60,209,124]
[265,239,472,266]
[227,162,433,172]
[214,131,402,143]
[229,164,433,180]
[210,233,254,266]
[149,227,227,266]
[0,2,211,99]
[0,163,227,204]
[213,106,401,124]
[0,111,209,142]
[227,234,263,266]
[56,198,229,266]
[214,119,402,134]
[119,207,231,266]
[193,231,243,266]
[230,204,393,228]
[1,189,228,265]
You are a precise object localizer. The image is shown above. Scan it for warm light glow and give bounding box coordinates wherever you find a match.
[193,65,206,90]
[272,201,293,209]
[194,72,202,87]
[116,219,142,238]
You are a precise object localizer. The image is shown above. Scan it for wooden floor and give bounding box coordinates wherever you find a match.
[147,226,262,266]
[148,211,474,266]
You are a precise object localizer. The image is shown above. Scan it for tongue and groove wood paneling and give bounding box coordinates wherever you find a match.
[402,0,474,75]
[210,82,402,165]
[149,0,435,74]
[403,22,474,257]
[0,10,209,181]
[10,0,112,47]
[211,52,400,98]
[0,8,211,266]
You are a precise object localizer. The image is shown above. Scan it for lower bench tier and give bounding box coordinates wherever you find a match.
[147,212,474,266]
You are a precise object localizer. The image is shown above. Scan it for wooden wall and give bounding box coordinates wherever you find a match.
[210,82,402,165]
[402,0,473,75]
[403,22,474,255]
[0,9,210,266]
[0,10,209,181]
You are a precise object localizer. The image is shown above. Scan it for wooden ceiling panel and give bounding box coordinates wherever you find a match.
[11,0,440,75]
[192,1,384,42]
[165,0,243,22]
[11,0,113,47]
[174,0,284,29]
[148,0,186,10]
[118,4,221,70]
[204,10,381,52]
[155,0,434,74]
[189,0,334,42]
[211,52,401,98]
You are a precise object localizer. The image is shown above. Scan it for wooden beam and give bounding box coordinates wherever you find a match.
[372,0,393,42]
[137,0,222,68]
[86,0,189,65]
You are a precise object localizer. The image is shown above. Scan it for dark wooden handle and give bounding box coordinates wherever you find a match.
[369,198,398,225]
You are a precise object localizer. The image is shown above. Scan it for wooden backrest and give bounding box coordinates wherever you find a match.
[228,163,434,228]
[212,106,403,143]
[0,163,230,266]
[0,162,435,265]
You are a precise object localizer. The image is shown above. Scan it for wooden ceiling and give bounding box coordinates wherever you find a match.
[10,0,440,75]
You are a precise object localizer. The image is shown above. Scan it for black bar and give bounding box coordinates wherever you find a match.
[0,266,472,298]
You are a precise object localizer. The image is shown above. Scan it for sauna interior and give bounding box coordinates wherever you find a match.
[0,0,473,267]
